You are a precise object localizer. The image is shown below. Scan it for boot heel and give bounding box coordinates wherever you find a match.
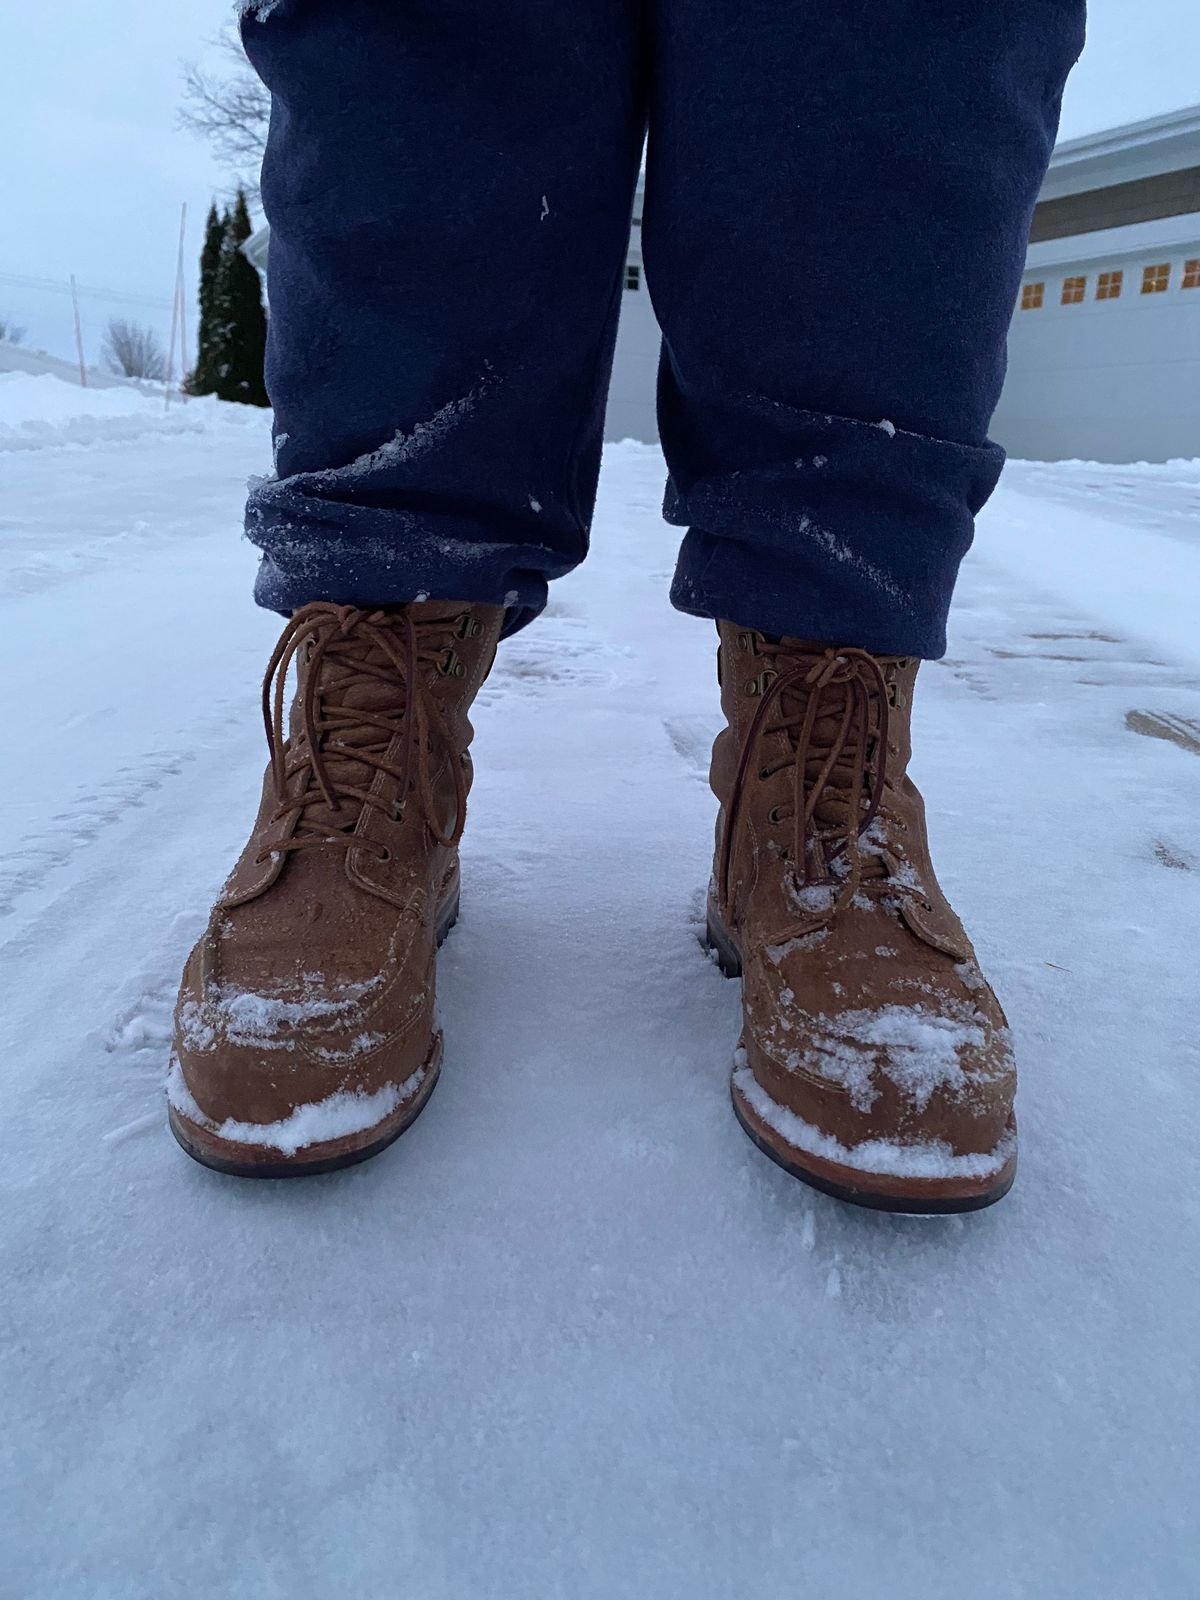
[704,900,743,979]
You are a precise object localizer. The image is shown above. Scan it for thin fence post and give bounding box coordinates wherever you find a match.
[164,201,188,409]
[70,275,87,387]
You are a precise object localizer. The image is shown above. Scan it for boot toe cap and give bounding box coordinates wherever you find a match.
[171,935,434,1129]
[741,952,1016,1164]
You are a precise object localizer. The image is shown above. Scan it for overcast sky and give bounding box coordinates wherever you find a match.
[2,0,1196,363]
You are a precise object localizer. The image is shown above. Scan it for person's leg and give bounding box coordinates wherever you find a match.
[241,0,647,633]
[646,0,1085,658]
[648,0,1084,1211]
[170,1,647,1177]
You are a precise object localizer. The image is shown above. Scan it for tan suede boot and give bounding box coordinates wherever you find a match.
[707,624,1017,1213]
[169,600,502,1177]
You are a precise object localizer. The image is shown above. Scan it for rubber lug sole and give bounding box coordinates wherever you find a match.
[730,1078,1017,1215]
[168,1049,441,1180]
[703,901,743,978]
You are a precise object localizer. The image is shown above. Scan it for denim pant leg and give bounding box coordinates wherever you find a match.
[650,0,1086,657]
[241,0,647,631]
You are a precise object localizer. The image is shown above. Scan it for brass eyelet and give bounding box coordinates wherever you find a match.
[767,805,785,824]
[438,648,466,677]
[457,615,482,639]
[746,669,776,697]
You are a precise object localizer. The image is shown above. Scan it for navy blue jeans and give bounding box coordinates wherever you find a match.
[242,0,1084,657]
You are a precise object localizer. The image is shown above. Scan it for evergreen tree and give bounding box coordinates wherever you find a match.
[188,202,226,396]
[216,189,269,407]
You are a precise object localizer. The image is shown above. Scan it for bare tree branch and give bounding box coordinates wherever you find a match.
[102,319,167,381]
[179,25,269,200]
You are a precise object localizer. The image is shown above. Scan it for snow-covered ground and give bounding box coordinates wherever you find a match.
[2,372,1198,1598]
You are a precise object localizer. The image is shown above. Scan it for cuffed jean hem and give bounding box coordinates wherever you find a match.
[663,408,1006,660]
[247,482,569,638]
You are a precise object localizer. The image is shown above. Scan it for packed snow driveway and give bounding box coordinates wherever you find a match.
[1,375,1197,1598]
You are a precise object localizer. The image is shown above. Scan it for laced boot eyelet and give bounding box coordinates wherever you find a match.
[456,614,482,639]
[746,669,776,698]
[737,630,759,655]
[767,805,786,824]
[438,648,466,678]
[376,846,392,864]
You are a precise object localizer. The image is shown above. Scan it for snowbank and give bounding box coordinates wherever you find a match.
[0,368,262,452]
[0,339,133,391]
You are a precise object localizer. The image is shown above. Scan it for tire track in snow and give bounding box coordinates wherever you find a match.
[479,612,630,704]
[945,558,1200,876]
[0,697,257,928]
[0,749,200,919]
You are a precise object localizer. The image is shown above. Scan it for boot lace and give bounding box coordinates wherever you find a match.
[259,602,472,861]
[719,640,915,935]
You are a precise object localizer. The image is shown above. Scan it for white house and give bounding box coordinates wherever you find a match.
[994,105,1200,462]
[603,174,657,444]
[246,105,1200,463]
[608,111,1200,461]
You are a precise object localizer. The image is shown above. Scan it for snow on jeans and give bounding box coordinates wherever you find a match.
[240,0,1085,659]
